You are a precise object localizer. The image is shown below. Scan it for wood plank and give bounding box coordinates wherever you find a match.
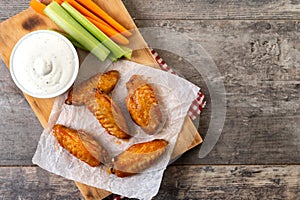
[0,1,28,21]
[1,165,300,199]
[123,0,300,20]
[0,62,44,165]
[75,182,112,200]
[2,0,300,21]
[157,165,300,199]
[0,167,83,199]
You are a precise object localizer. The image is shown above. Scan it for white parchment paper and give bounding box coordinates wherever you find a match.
[32,60,199,200]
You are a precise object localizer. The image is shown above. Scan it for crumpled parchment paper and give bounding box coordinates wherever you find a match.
[32,60,200,200]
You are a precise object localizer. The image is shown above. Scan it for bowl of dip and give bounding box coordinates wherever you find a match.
[10,30,79,98]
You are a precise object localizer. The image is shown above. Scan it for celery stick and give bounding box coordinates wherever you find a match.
[61,2,125,59]
[61,33,88,51]
[62,31,120,62]
[108,46,132,62]
[107,46,132,62]
[44,2,110,61]
[108,53,118,62]
[108,45,132,62]
[120,46,132,59]
[108,46,131,62]
[50,30,88,50]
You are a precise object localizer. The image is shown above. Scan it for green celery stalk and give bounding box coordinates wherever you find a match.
[54,30,121,62]
[50,30,88,50]
[58,31,120,62]
[59,32,86,50]
[44,2,110,61]
[120,46,132,59]
[51,30,121,62]
[61,2,125,59]
[108,46,132,62]
[108,53,118,62]
[59,31,121,61]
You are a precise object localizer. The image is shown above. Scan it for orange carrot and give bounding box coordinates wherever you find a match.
[30,0,47,16]
[86,16,129,45]
[63,0,107,26]
[87,16,111,28]
[75,0,132,37]
[53,0,64,4]
[61,0,129,44]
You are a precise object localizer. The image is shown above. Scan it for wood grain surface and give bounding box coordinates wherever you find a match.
[1,165,300,199]
[1,0,300,199]
[123,0,300,20]
[2,0,300,21]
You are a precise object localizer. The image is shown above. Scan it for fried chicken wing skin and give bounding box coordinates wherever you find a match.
[85,92,131,139]
[52,124,109,167]
[65,70,119,105]
[126,75,163,134]
[110,139,168,177]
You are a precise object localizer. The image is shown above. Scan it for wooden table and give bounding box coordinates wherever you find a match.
[1,0,300,199]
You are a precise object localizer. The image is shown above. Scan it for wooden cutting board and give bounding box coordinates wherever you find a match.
[0,0,202,199]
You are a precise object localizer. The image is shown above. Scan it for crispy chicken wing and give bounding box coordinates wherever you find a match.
[110,139,168,177]
[126,75,163,134]
[85,92,131,139]
[52,124,108,167]
[65,70,119,105]
[64,70,130,139]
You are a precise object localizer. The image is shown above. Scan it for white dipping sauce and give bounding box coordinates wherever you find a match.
[10,30,79,98]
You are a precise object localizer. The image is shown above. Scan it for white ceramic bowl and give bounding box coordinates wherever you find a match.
[10,30,79,98]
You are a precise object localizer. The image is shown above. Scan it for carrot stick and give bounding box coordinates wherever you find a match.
[61,0,128,44]
[53,0,64,4]
[75,0,132,37]
[62,0,100,22]
[63,0,112,29]
[86,16,111,28]
[30,0,47,16]
[86,16,129,45]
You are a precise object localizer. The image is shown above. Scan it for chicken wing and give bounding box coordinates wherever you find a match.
[85,92,131,139]
[65,70,119,105]
[52,124,108,167]
[110,139,168,177]
[126,75,163,134]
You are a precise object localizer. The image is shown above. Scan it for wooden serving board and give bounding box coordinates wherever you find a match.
[0,0,202,199]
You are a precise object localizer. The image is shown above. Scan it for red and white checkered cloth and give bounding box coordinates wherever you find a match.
[150,48,206,120]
